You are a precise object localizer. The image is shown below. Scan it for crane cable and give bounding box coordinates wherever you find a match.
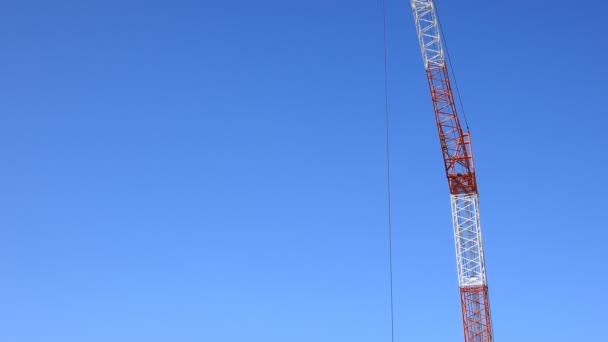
[434,2,471,131]
[381,0,396,342]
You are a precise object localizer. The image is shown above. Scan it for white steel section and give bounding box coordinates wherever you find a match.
[451,193,487,287]
[410,0,445,69]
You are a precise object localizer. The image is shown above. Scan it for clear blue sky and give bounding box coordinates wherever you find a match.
[1,0,607,341]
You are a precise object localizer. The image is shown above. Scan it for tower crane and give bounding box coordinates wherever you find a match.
[409,1,494,341]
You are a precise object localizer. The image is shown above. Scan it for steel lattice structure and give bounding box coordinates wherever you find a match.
[409,1,494,341]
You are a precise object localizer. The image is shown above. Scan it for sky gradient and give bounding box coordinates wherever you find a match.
[1,1,607,341]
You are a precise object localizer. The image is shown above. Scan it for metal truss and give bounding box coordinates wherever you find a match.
[460,286,493,342]
[412,0,476,195]
[411,0,444,69]
[410,1,495,341]
[451,194,486,287]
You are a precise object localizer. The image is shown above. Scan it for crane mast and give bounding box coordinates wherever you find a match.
[409,1,494,341]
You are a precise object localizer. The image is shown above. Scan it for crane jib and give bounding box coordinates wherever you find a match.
[426,63,477,195]
[410,0,495,341]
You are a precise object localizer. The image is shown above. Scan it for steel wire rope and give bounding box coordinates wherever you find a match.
[381,1,395,342]
[434,1,471,131]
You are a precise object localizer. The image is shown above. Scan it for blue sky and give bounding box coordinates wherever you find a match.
[1,0,607,341]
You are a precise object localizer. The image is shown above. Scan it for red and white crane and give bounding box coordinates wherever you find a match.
[409,1,494,341]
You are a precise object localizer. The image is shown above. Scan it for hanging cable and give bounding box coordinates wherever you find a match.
[435,2,471,131]
[381,0,395,341]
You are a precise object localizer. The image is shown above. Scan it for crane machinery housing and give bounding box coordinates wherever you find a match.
[409,1,495,341]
